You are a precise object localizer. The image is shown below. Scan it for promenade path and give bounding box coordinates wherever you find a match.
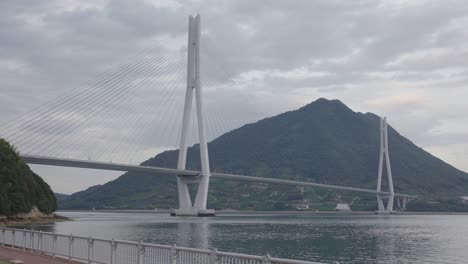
[0,246,80,264]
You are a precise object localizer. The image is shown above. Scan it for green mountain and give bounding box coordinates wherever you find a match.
[54,193,70,203]
[0,139,57,216]
[59,99,468,211]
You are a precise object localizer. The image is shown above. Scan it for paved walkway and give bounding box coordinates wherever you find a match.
[0,246,81,264]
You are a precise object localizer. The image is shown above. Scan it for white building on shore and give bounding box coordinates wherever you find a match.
[335,203,351,211]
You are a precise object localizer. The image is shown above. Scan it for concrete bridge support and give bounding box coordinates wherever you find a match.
[396,196,413,211]
[173,15,214,217]
[396,196,406,211]
[376,117,395,213]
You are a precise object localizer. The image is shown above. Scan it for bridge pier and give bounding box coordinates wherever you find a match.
[396,196,405,211]
[173,14,214,217]
[376,117,395,214]
[396,196,412,211]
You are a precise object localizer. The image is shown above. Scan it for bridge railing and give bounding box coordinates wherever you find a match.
[0,227,327,264]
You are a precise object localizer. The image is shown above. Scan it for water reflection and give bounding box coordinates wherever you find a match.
[19,212,468,264]
[175,219,210,249]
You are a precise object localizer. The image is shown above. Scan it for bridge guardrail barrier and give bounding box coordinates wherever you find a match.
[0,227,328,264]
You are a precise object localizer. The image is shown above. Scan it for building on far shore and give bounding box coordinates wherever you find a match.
[295,204,309,210]
[335,203,351,211]
[459,196,468,205]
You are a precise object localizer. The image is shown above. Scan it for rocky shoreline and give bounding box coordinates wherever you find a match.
[0,207,68,226]
[0,214,68,226]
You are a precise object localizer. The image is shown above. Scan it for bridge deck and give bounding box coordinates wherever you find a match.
[21,154,416,198]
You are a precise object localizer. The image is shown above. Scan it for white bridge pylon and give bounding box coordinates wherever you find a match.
[376,117,395,213]
[173,14,214,216]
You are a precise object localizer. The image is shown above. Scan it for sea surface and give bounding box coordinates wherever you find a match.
[22,211,468,264]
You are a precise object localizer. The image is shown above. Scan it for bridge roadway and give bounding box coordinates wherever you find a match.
[21,154,416,198]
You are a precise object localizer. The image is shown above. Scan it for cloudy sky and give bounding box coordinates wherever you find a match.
[1,0,468,194]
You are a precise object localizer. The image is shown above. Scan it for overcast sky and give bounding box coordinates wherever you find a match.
[1,0,468,194]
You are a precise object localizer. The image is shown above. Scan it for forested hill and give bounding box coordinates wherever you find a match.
[60,98,468,211]
[0,139,57,216]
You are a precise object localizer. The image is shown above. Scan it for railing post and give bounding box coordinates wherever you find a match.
[22,229,26,251]
[38,230,43,254]
[138,241,145,264]
[30,230,34,253]
[69,234,74,261]
[171,244,177,264]
[262,254,271,264]
[11,229,15,248]
[52,233,57,258]
[87,236,94,264]
[110,238,116,264]
[210,249,219,264]
[0,228,4,246]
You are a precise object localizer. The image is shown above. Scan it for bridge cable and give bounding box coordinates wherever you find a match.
[0,36,184,137]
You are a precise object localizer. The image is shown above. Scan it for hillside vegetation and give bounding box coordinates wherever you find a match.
[59,99,468,211]
[0,139,57,216]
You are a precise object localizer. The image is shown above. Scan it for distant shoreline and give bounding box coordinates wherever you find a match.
[55,209,468,216]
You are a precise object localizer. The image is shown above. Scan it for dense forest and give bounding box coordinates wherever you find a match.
[0,139,57,216]
[59,99,468,211]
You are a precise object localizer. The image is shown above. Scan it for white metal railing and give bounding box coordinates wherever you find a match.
[0,227,328,264]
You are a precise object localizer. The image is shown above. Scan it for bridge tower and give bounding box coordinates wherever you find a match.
[172,15,215,216]
[376,117,395,213]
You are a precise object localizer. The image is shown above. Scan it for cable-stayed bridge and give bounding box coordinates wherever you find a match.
[0,15,415,216]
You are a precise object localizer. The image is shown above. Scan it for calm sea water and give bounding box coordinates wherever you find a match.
[22,211,468,264]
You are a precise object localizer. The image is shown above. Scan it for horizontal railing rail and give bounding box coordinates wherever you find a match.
[0,227,328,264]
